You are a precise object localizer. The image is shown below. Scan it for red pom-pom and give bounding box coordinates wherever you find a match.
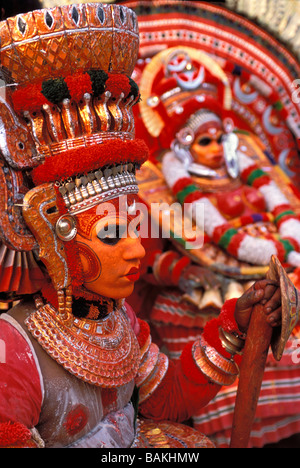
[64,72,93,102]
[12,82,51,113]
[202,300,243,365]
[218,297,240,334]
[0,421,32,448]
[106,73,131,98]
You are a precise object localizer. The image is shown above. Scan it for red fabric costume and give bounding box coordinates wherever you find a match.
[0,299,239,448]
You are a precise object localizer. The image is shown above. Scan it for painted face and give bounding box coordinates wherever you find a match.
[190,121,224,169]
[74,196,145,300]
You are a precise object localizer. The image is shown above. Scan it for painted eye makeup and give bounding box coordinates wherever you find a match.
[197,134,223,146]
[197,136,212,146]
[97,223,127,246]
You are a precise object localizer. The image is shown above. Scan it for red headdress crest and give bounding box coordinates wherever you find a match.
[137,46,232,152]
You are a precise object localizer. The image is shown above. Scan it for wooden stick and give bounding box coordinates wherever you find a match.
[230,303,273,448]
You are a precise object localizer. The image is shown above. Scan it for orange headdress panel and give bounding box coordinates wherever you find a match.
[0,4,148,297]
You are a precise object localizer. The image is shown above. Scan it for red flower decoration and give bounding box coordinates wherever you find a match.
[64,72,93,102]
[0,421,32,448]
[12,82,51,113]
[32,139,149,185]
[106,73,131,98]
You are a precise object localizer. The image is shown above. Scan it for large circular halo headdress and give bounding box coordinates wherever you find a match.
[126,0,300,187]
[138,45,232,142]
[127,1,300,278]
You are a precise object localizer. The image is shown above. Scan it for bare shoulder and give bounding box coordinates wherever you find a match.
[4,298,36,329]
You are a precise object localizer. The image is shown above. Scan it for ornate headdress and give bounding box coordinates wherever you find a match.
[138,46,232,153]
[0,4,148,310]
[137,45,240,177]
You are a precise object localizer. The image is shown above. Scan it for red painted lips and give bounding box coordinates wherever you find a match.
[125,267,140,282]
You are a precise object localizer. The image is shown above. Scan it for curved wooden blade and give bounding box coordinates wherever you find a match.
[230,255,300,447]
[230,302,272,448]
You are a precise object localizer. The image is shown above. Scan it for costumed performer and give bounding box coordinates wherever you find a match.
[0,3,290,448]
[129,45,300,446]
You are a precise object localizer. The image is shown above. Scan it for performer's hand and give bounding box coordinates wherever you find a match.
[179,264,221,292]
[234,279,282,333]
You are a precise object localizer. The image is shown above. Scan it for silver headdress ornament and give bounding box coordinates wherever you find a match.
[173,109,239,179]
[185,109,222,134]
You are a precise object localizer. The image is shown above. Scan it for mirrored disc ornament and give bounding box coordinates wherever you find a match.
[55,215,77,241]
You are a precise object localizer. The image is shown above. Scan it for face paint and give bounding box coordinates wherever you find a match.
[77,242,102,284]
[74,195,145,300]
[191,121,225,169]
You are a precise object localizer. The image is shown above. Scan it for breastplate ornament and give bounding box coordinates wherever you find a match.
[25,304,141,388]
